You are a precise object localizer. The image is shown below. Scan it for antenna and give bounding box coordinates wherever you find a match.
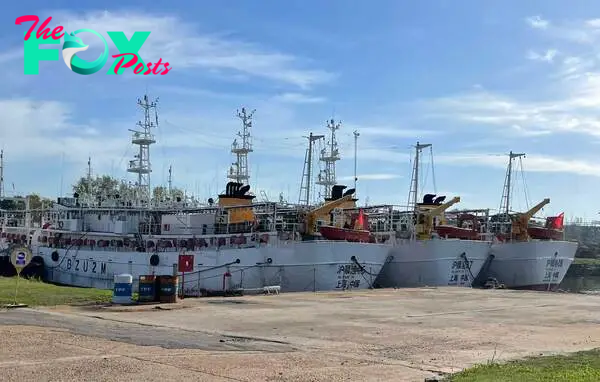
[127,94,158,206]
[86,157,92,180]
[353,130,359,197]
[316,119,341,199]
[299,132,325,205]
[500,151,526,216]
[168,164,172,193]
[407,142,432,210]
[228,107,255,184]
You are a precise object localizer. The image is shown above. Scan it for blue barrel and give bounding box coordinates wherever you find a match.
[112,274,133,304]
[158,275,178,303]
[138,275,157,302]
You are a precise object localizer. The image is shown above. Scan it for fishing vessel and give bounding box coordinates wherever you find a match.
[374,143,492,288]
[483,152,577,291]
[0,96,391,294]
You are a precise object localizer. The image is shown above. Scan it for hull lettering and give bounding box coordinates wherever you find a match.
[64,258,107,275]
[448,259,474,286]
[335,264,363,290]
[543,257,565,283]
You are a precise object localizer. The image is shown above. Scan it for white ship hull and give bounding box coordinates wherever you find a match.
[487,240,578,290]
[34,239,391,294]
[263,241,391,292]
[374,238,492,288]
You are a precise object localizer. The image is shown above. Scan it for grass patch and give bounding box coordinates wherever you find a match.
[0,276,113,306]
[447,348,600,382]
[574,258,600,265]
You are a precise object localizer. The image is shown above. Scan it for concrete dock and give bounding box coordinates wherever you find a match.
[1,287,599,381]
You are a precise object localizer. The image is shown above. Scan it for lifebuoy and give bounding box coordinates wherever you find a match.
[51,251,59,262]
[150,254,160,266]
[58,221,64,229]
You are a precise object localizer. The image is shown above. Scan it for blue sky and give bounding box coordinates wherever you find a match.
[1,1,600,220]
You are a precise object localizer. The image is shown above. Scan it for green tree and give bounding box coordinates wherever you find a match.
[26,193,53,225]
[0,199,16,210]
[0,194,52,224]
[73,175,183,201]
[73,175,130,197]
[153,186,185,201]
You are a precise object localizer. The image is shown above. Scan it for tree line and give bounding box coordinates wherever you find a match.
[72,175,184,201]
[0,175,185,212]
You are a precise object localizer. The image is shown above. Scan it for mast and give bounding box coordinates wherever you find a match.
[86,157,92,180]
[127,94,158,205]
[0,150,4,199]
[168,164,172,194]
[228,107,255,184]
[353,130,359,196]
[316,119,341,199]
[407,142,431,210]
[299,132,324,205]
[500,151,526,216]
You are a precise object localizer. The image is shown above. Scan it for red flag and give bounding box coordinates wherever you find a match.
[553,213,564,230]
[357,209,365,229]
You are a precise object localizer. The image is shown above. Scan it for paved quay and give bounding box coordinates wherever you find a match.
[1,287,599,381]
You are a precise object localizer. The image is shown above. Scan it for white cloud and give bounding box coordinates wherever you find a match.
[271,93,327,104]
[0,98,127,174]
[527,16,600,44]
[15,10,335,89]
[526,49,558,63]
[415,84,600,138]
[413,16,600,141]
[526,16,549,30]
[436,153,600,177]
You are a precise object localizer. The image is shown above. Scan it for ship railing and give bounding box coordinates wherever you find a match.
[566,220,600,227]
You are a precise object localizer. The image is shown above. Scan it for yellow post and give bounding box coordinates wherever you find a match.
[14,274,20,305]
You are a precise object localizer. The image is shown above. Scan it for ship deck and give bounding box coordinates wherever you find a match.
[1,287,599,381]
